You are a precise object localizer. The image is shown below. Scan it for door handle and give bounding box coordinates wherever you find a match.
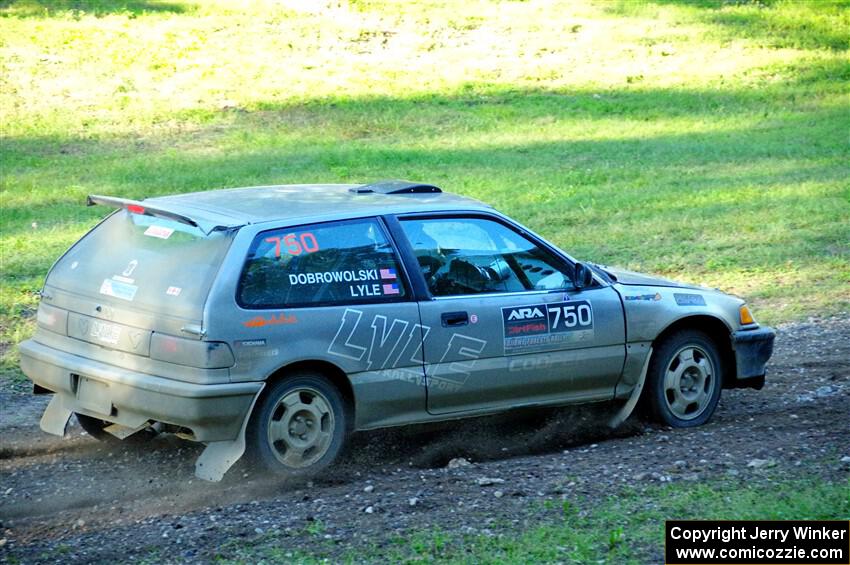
[441,311,469,327]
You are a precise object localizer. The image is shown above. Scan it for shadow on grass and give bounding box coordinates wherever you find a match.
[608,0,849,52]
[1,78,846,226]
[0,0,188,17]
[0,73,847,297]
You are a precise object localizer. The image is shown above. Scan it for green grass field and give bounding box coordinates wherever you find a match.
[1,0,848,378]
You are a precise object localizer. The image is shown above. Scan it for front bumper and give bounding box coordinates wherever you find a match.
[19,339,262,442]
[730,326,776,389]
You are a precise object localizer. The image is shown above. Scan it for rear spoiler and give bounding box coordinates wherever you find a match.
[87,195,243,235]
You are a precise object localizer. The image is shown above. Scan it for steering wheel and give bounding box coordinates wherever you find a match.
[417,255,445,283]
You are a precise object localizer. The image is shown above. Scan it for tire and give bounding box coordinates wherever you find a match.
[645,330,723,428]
[246,373,348,477]
[75,413,157,443]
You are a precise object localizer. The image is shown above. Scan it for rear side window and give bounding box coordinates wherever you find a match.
[48,210,233,318]
[238,218,406,308]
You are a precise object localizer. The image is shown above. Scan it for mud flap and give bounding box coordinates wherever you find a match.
[608,347,653,429]
[195,383,265,482]
[40,394,73,437]
[104,422,151,439]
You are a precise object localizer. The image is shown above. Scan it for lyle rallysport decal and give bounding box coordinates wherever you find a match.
[501,300,594,354]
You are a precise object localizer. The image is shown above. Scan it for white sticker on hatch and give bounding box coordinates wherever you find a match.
[100,278,138,301]
[144,225,174,239]
[166,286,182,297]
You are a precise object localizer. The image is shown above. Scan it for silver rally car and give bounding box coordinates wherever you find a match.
[20,181,775,480]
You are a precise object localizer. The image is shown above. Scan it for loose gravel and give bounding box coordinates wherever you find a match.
[1,315,848,563]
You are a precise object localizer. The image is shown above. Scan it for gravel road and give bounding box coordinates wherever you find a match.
[1,315,848,563]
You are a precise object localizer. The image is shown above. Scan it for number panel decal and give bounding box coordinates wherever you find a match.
[501,300,594,355]
[547,302,593,332]
[264,232,321,258]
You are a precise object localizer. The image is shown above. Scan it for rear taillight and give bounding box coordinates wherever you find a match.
[150,334,235,369]
[36,303,68,335]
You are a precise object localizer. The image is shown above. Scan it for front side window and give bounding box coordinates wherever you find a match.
[239,218,406,308]
[400,217,575,297]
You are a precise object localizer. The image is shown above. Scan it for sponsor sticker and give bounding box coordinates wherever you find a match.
[100,278,137,301]
[122,259,138,277]
[144,225,174,239]
[242,313,297,328]
[501,300,594,354]
[625,292,662,302]
[166,286,182,297]
[234,339,279,359]
[674,293,706,306]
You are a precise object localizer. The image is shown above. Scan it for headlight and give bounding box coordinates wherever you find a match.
[739,305,755,325]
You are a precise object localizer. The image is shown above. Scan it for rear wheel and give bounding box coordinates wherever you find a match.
[246,373,347,477]
[645,330,723,427]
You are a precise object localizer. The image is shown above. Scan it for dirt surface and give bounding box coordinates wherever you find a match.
[1,316,848,563]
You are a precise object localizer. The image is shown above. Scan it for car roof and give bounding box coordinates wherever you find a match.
[145,183,491,226]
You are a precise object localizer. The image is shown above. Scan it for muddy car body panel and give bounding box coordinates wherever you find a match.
[19,181,776,479]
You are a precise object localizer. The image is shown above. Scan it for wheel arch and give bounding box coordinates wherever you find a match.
[650,314,735,388]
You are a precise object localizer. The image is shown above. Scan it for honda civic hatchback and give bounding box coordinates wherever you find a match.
[20,180,775,480]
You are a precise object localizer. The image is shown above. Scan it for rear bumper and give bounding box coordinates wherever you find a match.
[19,339,261,442]
[730,327,776,389]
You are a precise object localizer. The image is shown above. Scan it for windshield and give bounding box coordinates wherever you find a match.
[48,210,234,318]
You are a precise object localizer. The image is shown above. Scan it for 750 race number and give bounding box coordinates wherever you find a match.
[547,302,593,332]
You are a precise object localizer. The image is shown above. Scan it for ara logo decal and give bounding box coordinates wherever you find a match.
[242,313,297,328]
[506,307,546,321]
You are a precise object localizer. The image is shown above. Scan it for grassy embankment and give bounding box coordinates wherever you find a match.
[1,0,848,379]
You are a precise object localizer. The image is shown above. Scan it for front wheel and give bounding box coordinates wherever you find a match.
[645,330,723,427]
[246,373,347,477]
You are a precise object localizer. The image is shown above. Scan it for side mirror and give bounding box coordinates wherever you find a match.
[574,262,594,290]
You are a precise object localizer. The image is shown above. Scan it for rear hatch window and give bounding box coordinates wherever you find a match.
[48,210,234,320]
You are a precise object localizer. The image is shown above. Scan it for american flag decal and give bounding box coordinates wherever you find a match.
[382,283,400,295]
[379,268,397,280]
